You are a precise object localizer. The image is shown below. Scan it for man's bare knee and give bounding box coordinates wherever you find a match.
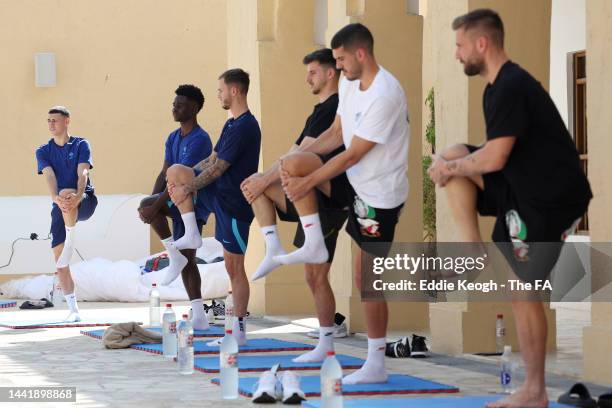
[166,164,194,184]
[305,263,330,289]
[282,152,322,177]
[139,195,157,209]
[58,189,77,198]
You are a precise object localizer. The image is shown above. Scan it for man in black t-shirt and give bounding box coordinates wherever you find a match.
[428,9,591,408]
[241,49,348,363]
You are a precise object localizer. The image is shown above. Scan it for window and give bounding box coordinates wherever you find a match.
[568,50,588,232]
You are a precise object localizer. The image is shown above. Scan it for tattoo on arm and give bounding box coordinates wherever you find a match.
[193,153,217,172]
[190,158,230,192]
[446,153,477,175]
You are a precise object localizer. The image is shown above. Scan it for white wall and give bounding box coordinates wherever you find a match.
[0,195,150,275]
[550,0,586,127]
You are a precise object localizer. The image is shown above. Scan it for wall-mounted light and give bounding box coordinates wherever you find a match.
[35,53,56,87]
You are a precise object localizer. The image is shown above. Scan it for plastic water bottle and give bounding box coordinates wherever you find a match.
[177,314,194,375]
[52,273,63,308]
[220,329,239,399]
[162,304,177,359]
[500,345,515,394]
[149,283,161,327]
[496,314,506,353]
[224,291,234,332]
[321,351,343,408]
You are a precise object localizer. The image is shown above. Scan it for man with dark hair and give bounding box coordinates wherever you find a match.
[261,24,410,385]
[240,48,346,362]
[137,84,213,330]
[36,106,98,322]
[429,9,591,408]
[166,69,261,346]
[218,68,250,95]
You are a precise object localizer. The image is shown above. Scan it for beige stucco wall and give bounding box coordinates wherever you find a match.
[0,0,228,199]
[583,0,612,386]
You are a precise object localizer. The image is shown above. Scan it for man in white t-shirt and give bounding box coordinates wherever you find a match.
[273,23,410,385]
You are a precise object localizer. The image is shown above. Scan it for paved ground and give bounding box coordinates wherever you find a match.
[0,301,606,407]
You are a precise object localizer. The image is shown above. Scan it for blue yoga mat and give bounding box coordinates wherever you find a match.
[0,318,143,329]
[194,354,364,373]
[301,396,573,407]
[0,301,16,309]
[81,325,224,339]
[131,338,315,355]
[211,374,458,397]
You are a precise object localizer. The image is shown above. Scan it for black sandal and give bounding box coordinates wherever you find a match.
[558,383,597,408]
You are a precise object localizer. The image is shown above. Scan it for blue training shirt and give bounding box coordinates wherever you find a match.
[213,110,261,221]
[164,125,213,221]
[36,136,94,194]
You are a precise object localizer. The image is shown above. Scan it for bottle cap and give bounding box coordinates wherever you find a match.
[497,314,503,319]
[226,329,233,334]
[152,283,157,287]
[182,314,188,319]
[326,351,335,356]
[228,290,233,294]
[166,304,172,308]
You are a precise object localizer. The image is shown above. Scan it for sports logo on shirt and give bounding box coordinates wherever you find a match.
[68,152,75,160]
[355,112,362,123]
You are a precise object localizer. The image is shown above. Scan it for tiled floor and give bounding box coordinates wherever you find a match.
[0,300,605,407]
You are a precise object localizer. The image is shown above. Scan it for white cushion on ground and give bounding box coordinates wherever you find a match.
[0,238,229,302]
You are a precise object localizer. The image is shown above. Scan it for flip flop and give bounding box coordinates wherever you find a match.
[598,389,612,408]
[19,300,45,310]
[558,383,597,408]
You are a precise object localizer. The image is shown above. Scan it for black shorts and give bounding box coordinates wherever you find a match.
[465,144,589,281]
[313,155,403,258]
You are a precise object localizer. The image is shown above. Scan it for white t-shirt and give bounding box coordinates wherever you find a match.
[337,66,410,209]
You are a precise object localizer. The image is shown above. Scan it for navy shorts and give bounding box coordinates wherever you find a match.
[50,192,98,248]
[196,194,250,255]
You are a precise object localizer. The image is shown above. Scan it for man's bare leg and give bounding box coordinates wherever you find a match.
[441,152,548,408]
[293,262,336,362]
[56,189,78,268]
[342,248,388,384]
[250,182,288,280]
[274,153,330,265]
[165,165,202,251]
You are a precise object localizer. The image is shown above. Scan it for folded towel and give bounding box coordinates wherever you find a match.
[102,322,162,349]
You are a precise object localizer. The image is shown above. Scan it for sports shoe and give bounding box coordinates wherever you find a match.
[385,336,410,358]
[203,299,226,322]
[252,370,280,403]
[278,371,306,404]
[64,312,81,323]
[306,313,349,338]
[410,334,429,358]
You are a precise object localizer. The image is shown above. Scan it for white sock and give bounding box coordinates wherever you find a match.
[56,226,76,268]
[64,292,80,314]
[205,316,247,347]
[342,337,387,385]
[169,212,202,250]
[233,316,247,346]
[160,238,188,285]
[191,298,209,330]
[251,225,286,281]
[274,213,328,266]
[292,326,334,363]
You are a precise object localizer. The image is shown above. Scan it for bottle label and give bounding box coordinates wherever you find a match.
[496,327,505,337]
[170,322,177,334]
[321,378,342,397]
[179,333,194,348]
[187,334,193,347]
[226,306,234,318]
[220,352,238,369]
[501,371,511,386]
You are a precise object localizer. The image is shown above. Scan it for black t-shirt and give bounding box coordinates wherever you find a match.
[295,93,344,159]
[483,61,592,208]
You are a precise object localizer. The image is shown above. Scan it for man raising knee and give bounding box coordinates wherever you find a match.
[241,48,347,362]
[429,9,592,408]
[36,106,98,322]
[137,85,212,330]
[167,69,261,346]
[271,24,411,385]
